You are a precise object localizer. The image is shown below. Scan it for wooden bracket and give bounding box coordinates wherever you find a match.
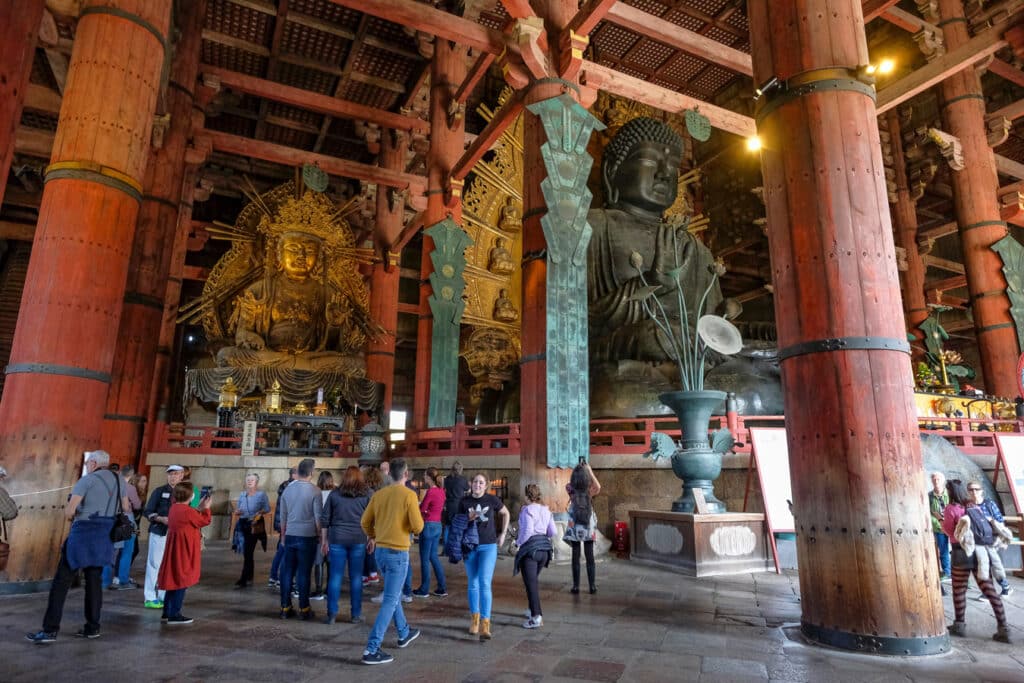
[444,177,465,209]
[498,47,531,90]
[447,99,466,129]
[557,29,589,82]
[927,128,965,171]
[512,16,550,80]
[184,134,213,166]
[987,115,1012,146]
[913,28,945,61]
[916,0,940,23]
[151,113,172,150]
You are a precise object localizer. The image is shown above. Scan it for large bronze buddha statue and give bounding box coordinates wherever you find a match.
[587,117,722,416]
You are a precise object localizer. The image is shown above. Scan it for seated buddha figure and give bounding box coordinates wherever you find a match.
[493,288,519,322]
[498,197,522,233]
[587,117,721,413]
[487,237,515,275]
[217,229,366,375]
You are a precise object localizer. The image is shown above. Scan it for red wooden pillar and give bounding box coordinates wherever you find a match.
[886,110,929,345]
[0,0,172,585]
[102,0,206,467]
[412,40,465,431]
[0,0,46,209]
[367,131,406,415]
[749,0,948,654]
[939,0,1019,397]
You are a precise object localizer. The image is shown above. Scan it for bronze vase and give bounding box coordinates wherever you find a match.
[658,390,728,513]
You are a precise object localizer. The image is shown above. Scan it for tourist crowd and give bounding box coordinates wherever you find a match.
[20,454,610,663]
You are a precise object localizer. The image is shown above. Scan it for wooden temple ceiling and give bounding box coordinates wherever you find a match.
[7,0,1024,342]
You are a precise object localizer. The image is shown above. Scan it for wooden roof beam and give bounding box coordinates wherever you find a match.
[569,0,619,37]
[925,275,968,292]
[14,127,54,159]
[0,220,35,242]
[862,0,902,22]
[988,58,1024,88]
[876,22,1010,113]
[452,89,526,181]
[201,65,428,134]
[581,61,755,137]
[917,220,958,243]
[922,253,966,274]
[996,153,1024,179]
[24,83,61,114]
[326,0,504,55]
[605,2,752,77]
[455,52,496,105]
[202,129,428,194]
[991,98,1024,120]
[880,7,939,34]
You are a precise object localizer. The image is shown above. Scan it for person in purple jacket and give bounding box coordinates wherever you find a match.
[513,484,556,629]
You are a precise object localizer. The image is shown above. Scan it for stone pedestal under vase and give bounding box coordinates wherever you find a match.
[629,510,771,577]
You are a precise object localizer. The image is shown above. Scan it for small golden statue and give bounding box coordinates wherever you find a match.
[493,288,519,322]
[498,197,522,233]
[264,380,283,413]
[487,237,515,275]
[218,376,239,408]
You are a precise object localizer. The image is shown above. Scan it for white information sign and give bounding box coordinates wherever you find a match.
[240,420,258,458]
[748,428,796,533]
[994,434,1024,516]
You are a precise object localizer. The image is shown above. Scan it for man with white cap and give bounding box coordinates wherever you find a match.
[26,450,130,643]
[142,465,185,609]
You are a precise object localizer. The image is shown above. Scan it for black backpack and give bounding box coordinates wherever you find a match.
[965,506,994,546]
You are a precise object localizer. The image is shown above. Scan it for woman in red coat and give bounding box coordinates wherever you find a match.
[158,482,212,625]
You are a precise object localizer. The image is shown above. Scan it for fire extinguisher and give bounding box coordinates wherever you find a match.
[613,521,629,558]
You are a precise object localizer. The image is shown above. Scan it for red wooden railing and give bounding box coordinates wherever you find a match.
[153,414,1023,458]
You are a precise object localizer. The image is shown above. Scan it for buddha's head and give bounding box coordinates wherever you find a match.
[602,117,683,216]
[278,231,322,280]
[494,237,507,249]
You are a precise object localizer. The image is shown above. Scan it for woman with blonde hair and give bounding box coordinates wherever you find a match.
[514,484,555,628]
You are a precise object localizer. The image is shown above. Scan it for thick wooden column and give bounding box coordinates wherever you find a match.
[939,0,1019,396]
[749,0,948,654]
[367,131,406,415]
[0,0,46,208]
[102,0,206,467]
[0,0,171,585]
[886,110,929,344]
[412,40,465,431]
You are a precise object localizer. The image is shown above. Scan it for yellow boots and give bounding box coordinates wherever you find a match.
[469,613,480,635]
[480,618,492,640]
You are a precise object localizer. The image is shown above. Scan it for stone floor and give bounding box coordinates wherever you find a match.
[1,541,1023,683]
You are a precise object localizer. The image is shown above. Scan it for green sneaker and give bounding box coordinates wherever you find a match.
[144,600,163,609]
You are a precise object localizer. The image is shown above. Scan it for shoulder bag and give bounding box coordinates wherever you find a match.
[110,472,136,542]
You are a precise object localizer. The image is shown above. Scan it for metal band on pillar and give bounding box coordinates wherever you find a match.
[802,622,947,656]
[942,93,985,109]
[755,67,877,123]
[5,363,112,383]
[778,336,910,362]
[45,161,143,203]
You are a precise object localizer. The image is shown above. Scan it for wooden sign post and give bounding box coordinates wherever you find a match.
[743,428,796,573]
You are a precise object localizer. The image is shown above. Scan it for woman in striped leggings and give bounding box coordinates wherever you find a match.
[942,479,1011,644]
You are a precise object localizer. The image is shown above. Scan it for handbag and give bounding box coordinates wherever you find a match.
[0,517,10,572]
[110,473,136,543]
[252,516,267,536]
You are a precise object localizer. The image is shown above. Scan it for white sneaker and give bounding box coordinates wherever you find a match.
[523,609,532,618]
[523,615,542,629]
[371,595,384,604]
[401,595,413,603]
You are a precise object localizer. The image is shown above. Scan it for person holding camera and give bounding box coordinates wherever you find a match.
[157,482,213,625]
[230,473,270,589]
[26,450,131,643]
[142,465,186,610]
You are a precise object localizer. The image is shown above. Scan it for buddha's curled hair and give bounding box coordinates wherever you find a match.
[602,117,684,183]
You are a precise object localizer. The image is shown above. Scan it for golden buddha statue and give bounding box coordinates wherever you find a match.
[498,197,522,233]
[487,237,515,275]
[493,288,519,322]
[209,186,375,376]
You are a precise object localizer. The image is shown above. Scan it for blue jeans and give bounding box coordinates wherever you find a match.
[365,547,411,654]
[327,543,366,619]
[270,539,285,581]
[102,537,134,587]
[464,543,498,618]
[934,531,951,577]
[280,535,317,609]
[163,588,186,618]
[416,522,446,593]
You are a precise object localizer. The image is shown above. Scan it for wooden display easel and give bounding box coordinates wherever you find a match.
[993,435,1024,577]
[743,428,796,574]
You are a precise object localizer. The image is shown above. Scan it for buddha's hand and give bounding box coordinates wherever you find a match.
[648,221,681,291]
[237,330,266,351]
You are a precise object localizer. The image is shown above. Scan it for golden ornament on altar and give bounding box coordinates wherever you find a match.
[218,376,239,408]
